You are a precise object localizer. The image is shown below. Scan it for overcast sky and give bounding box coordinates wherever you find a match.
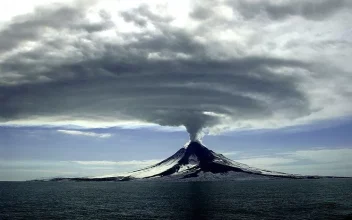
[1,0,352,180]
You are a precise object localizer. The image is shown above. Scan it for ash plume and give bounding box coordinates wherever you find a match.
[186,123,203,142]
[183,113,218,141]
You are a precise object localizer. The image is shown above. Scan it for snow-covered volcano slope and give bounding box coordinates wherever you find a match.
[119,141,300,181]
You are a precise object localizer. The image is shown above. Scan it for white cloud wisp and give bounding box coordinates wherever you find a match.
[57,129,112,138]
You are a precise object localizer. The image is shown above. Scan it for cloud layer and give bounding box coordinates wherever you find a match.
[0,0,351,139]
[71,159,161,166]
[57,129,112,138]
[235,148,352,177]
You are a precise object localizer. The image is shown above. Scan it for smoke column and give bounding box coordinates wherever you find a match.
[183,113,219,141]
[185,123,203,141]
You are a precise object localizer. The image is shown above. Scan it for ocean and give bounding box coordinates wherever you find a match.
[1,179,351,220]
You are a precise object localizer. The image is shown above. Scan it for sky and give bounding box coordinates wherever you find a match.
[0,0,352,181]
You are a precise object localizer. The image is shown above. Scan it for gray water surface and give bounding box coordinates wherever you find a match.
[1,179,351,220]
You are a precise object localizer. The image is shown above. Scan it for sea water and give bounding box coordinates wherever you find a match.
[1,179,351,220]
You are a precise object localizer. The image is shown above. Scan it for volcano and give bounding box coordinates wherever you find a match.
[115,141,301,181]
[49,141,330,182]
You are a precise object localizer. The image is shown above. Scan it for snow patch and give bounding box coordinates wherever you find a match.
[188,154,199,164]
[177,164,198,174]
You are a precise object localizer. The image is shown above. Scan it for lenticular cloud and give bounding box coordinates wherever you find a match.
[0,0,351,137]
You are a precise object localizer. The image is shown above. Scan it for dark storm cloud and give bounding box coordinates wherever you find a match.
[189,6,213,20]
[120,4,172,27]
[0,3,112,52]
[227,0,352,20]
[0,1,351,139]
[0,53,310,139]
